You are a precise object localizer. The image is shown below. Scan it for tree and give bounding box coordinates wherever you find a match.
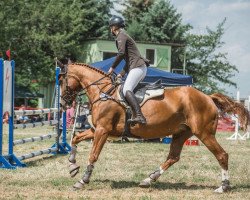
[0,0,238,95]
[122,0,154,25]
[119,1,237,94]
[0,0,112,90]
[186,19,238,93]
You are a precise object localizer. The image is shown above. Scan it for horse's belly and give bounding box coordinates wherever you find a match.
[131,112,186,139]
[131,126,172,139]
[129,98,186,138]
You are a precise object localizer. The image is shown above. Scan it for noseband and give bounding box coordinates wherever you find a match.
[61,85,78,105]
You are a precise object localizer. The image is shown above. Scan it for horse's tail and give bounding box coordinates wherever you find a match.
[210,93,249,131]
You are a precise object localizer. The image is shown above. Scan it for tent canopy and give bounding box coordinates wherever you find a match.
[91,57,192,86]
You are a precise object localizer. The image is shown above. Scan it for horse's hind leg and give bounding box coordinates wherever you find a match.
[198,134,230,193]
[69,128,95,178]
[139,126,192,188]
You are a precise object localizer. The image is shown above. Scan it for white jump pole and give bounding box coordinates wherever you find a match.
[227,91,244,140]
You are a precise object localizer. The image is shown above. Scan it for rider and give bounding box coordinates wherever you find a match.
[108,15,149,125]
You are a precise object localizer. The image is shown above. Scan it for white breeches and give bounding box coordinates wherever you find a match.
[123,65,147,96]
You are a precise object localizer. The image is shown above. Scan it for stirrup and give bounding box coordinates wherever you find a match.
[128,116,147,125]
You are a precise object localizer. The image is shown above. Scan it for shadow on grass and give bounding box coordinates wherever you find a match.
[94,179,216,190]
[23,154,67,167]
[232,184,250,190]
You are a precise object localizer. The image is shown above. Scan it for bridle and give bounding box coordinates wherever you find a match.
[60,77,79,106]
[59,65,119,108]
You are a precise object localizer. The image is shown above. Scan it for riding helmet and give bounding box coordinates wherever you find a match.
[109,15,125,28]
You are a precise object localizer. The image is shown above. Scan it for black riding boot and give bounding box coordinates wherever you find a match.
[125,91,147,125]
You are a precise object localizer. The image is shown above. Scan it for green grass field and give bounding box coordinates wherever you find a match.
[0,125,249,200]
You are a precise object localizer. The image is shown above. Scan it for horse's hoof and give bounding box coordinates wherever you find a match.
[69,163,80,178]
[139,180,151,188]
[73,180,85,190]
[68,156,76,164]
[214,185,231,193]
[214,180,231,193]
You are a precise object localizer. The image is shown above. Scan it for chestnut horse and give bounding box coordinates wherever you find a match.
[59,63,249,193]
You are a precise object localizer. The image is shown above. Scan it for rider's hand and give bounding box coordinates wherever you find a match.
[115,74,122,84]
[108,67,114,74]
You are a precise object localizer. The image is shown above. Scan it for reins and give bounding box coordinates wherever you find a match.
[61,64,121,109]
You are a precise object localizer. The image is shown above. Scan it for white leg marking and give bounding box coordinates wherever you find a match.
[214,169,230,193]
[222,169,229,181]
[159,166,164,174]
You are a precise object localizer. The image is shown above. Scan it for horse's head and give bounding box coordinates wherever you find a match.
[57,60,118,111]
[58,62,80,111]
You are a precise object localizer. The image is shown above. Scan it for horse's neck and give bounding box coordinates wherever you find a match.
[72,65,111,103]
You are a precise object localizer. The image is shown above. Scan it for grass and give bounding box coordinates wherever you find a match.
[0,125,249,200]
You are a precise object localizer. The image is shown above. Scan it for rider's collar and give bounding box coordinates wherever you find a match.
[116,29,124,37]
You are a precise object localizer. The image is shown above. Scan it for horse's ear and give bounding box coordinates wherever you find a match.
[56,59,65,69]
[67,58,73,65]
[55,58,67,74]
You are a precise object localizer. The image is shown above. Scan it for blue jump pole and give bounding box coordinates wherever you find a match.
[9,60,15,156]
[0,59,25,169]
[7,60,26,168]
[51,67,71,153]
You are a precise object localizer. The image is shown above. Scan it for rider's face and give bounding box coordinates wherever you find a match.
[110,26,118,36]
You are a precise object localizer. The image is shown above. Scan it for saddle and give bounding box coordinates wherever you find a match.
[87,79,165,139]
[118,79,165,107]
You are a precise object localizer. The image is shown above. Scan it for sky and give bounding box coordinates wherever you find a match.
[170,0,250,98]
[114,0,250,98]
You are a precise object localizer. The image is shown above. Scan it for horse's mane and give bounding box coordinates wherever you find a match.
[71,63,107,76]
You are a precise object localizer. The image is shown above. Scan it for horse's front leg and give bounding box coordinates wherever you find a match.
[69,128,95,178]
[73,126,109,190]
